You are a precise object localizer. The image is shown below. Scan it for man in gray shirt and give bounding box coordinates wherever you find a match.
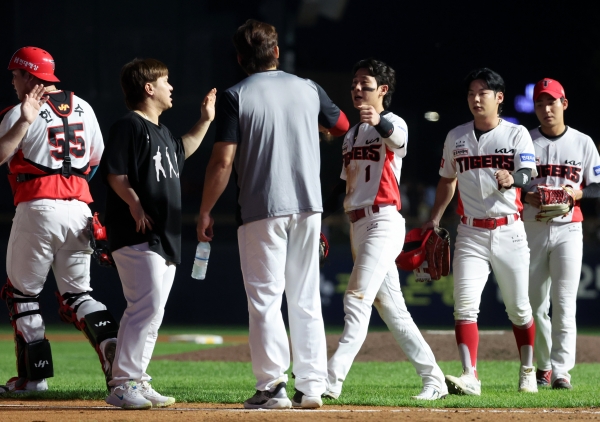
[197,19,348,410]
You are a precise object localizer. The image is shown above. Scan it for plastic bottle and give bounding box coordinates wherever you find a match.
[191,242,210,280]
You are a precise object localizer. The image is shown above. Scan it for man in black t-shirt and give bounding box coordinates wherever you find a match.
[100,58,216,410]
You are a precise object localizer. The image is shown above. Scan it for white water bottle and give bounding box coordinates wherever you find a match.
[191,242,210,280]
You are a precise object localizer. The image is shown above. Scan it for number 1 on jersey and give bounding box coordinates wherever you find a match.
[365,165,371,182]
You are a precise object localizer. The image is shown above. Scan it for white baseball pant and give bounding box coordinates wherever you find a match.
[109,242,175,386]
[525,221,582,382]
[237,211,327,397]
[453,220,532,325]
[327,206,445,396]
[7,199,107,343]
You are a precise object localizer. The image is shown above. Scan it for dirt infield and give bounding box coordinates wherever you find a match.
[1,401,600,421]
[156,330,600,363]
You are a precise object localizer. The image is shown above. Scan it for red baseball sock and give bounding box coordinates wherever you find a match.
[455,320,479,378]
[512,318,535,367]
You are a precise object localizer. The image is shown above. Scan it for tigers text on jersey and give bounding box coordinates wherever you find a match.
[340,112,407,212]
[522,127,600,223]
[0,92,103,205]
[439,120,537,218]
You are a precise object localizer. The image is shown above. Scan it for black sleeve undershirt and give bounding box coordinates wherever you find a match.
[582,183,600,199]
[511,168,532,189]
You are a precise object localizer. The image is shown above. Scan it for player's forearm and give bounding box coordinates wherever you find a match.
[429,177,457,222]
[106,174,141,208]
[199,146,235,216]
[182,118,212,159]
[0,117,29,165]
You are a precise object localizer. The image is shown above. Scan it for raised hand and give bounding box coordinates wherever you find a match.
[358,105,381,126]
[201,88,217,122]
[21,84,47,124]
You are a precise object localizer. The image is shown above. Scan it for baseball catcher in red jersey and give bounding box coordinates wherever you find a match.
[0,47,119,393]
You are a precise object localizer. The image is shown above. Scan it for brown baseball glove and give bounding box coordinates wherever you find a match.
[535,185,576,223]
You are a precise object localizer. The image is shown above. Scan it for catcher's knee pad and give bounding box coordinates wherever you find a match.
[23,339,54,380]
[2,279,42,325]
[80,310,119,349]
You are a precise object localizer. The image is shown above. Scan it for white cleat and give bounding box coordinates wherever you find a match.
[445,372,481,396]
[292,390,323,408]
[243,381,292,409]
[322,389,340,399]
[138,380,176,407]
[105,381,152,410]
[518,366,538,393]
[411,385,448,400]
[5,377,48,393]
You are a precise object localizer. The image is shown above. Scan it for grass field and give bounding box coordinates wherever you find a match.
[1,325,599,409]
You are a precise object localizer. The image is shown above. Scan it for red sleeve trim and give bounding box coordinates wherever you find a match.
[329,110,350,137]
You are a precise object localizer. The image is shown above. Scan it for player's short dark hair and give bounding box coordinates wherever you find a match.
[120,58,169,110]
[464,67,505,114]
[352,58,396,109]
[233,19,279,74]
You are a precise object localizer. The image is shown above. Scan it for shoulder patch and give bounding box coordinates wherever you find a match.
[520,153,535,163]
[594,165,600,176]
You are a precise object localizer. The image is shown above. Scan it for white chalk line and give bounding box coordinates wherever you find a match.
[0,404,599,414]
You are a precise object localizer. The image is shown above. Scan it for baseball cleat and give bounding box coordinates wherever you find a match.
[322,389,340,399]
[536,369,552,387]
[552,378,573,390]
[243,381,292,409]
[105,381,152,410]
[445,372,481,396]
[138,380,176,407]
[518,366,538,393]
[5,377,48,393]
[292,389,323,408]
[411,385,448,400]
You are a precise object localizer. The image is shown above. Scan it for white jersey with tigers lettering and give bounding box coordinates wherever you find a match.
[0,91,103,205]
[522,126,600,223]
[439,119,537,217]
[327,111,448,399]
[523,126,600,385]
[340,111,406,212]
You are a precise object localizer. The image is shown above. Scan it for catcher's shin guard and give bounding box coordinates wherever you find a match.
[2,279,54,379]
[55,292,119,344]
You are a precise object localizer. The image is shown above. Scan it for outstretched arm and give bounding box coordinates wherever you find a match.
[197,142,237,242]
[0,85,47,164]
[182,88,217,159]
[422,176,457,232]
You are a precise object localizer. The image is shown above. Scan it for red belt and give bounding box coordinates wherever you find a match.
[346,205,380,223]
[460,213,519,230]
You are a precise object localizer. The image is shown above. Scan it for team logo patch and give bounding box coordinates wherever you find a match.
[594,165,600,176]
[453,148,468,157]
[58,104,69,111]
[520,153,535,163]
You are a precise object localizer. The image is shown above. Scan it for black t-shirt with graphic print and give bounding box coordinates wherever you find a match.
[100,112,185,263]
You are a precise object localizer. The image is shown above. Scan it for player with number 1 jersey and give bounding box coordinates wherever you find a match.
[324,58,447,401]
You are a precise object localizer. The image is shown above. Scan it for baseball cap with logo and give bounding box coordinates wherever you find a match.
[7,46,59,83]
[533,78,565,101]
